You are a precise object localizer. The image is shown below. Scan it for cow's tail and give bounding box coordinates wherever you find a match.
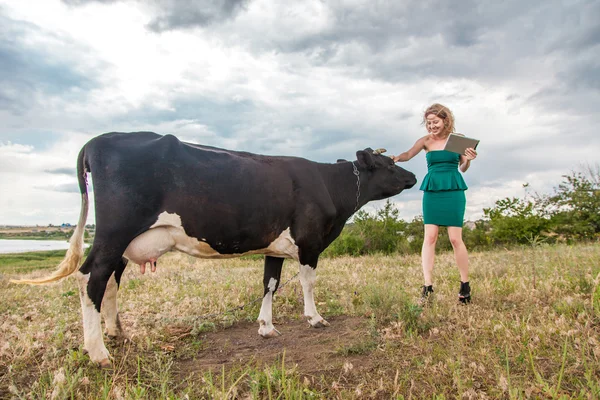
[10,147,90,285]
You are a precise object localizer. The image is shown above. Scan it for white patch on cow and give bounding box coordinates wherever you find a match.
[257,291,275,336]
[268,277,278,292]
[257,277,279,337]
[123,212,299,264]
[299,264,329,328]
[150,211,183,229]
[101,273,120,337]
[265,228,299,260]
[76,272,110,365]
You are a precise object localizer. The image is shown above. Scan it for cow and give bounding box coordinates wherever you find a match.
[11,132,416,367]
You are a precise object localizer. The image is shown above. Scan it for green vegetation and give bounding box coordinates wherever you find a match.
[2,244,599,398]
[0,250,67,274]
[325,164,600,256]
[0,230,72,240]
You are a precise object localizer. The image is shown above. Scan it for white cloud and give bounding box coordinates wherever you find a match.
[0,0,598,226]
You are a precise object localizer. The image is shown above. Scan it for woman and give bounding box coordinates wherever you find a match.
[392,104,477,303]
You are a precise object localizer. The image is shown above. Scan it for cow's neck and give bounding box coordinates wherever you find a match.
[321,162,368,219]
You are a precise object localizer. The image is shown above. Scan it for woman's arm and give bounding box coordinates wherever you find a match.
[459,148,477,172]
[393,137,426,162]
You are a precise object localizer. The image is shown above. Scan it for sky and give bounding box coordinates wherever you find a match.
[0,0,598,226]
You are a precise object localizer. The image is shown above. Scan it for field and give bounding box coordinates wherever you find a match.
[1,244,599,399]
[0,226,76,241]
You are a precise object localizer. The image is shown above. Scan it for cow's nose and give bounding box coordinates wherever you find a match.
[407,174,417,188]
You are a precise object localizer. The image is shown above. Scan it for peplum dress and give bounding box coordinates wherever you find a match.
[420,150,468,227]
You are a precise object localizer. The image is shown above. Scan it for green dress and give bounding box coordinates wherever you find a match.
[419,150,468,227]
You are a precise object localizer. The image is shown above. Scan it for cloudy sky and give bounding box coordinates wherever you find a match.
[0,0,598,226]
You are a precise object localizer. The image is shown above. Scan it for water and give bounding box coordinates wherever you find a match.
[0,239,89,254]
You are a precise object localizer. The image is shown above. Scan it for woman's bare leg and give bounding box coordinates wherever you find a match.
[448,226,468,282]
[422,224,439,285]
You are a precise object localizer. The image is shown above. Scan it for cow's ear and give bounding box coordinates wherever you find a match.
[356,149,374,168]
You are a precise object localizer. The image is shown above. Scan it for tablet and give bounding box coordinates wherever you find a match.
[443,133,480,155]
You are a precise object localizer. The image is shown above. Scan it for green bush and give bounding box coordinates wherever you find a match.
[323,164,600,257]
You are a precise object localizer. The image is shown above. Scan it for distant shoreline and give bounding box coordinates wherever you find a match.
[0,239,89,254]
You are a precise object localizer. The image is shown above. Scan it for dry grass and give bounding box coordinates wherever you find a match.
[1,243,599,399]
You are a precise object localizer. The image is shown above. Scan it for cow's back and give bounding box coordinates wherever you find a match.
[84,132,307,254]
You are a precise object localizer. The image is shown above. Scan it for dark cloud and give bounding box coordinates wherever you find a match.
[56,0,598,100]
[146,0,252,32]
[0,14,100,115]
[109,95,257,141]
[528,79,600,118]
[543,0,600,53]
[60,0,252,32]
[201,0,599,99]
[560,60,600,91]
[260,1,530,58]
[397,112,414,121]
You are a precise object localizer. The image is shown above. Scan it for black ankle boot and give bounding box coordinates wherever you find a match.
[459,281,471,304]
[421,285,434,300]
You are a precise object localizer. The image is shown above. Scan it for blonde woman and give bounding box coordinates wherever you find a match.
[393,104,477,303]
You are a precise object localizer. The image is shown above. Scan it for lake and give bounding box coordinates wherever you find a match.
[0,239,89,254]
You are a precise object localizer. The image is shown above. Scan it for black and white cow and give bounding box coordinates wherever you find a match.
[12,132,416,367]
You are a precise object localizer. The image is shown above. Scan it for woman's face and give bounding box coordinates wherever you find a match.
[425,114,445,136]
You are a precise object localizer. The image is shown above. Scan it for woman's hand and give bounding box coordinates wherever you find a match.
[464,148,477,161]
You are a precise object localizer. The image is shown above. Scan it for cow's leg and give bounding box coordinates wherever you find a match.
[76,271,110,367]
[101,258,128,338]
[76,252,119,368]
[299,263,329,328]
[258,256,284,338]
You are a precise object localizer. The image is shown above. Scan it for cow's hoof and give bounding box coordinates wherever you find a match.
[99,359,112,369]
[258,319,281,338]
[259,328,281,338]
[309,318,330,328]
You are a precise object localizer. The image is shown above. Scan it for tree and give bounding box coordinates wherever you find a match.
[324,200,415,256]
[483,192,552,246]
[353,200,409,254]
[462,220,492,250]
[547,164,600,241]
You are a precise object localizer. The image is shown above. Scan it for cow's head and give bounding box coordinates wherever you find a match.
[355,147,417,200]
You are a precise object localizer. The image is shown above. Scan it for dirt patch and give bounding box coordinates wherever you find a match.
[175,316,377,380]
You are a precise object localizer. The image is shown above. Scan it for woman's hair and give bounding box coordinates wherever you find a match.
[422,103,455,136]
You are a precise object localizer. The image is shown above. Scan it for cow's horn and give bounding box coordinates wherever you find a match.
[373,148,387,155]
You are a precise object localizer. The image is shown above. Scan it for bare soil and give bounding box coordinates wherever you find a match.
[174,316,376,381]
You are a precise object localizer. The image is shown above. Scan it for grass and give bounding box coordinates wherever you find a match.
[1,243,599,398]
[0,250,67,274]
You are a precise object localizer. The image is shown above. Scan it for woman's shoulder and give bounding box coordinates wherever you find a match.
[419,135,432,145]
[422,135,438,151]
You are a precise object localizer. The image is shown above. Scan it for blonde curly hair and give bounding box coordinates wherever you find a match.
[422,103,455,136]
